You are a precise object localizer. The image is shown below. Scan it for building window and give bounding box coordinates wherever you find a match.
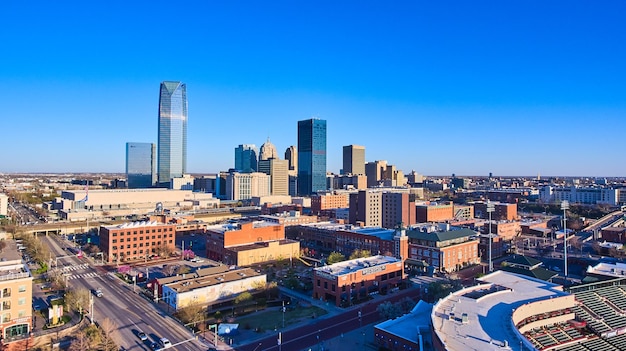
[2,313,10,322]
[2,287,11,298]
[3,301,11,310]
[18,310,25,318]
[324,282,328,289]
[18,285,26,293]
[331,284,335,292]
[18,298,26,306]
[317,279,320,287]
[112,239,117,243]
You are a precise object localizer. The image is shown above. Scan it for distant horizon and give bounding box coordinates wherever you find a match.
[2,2,625,177]
[2,171,624,181]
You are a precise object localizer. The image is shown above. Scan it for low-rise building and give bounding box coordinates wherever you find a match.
[415,202,454,223]
[205,221,300,266]
[407,227,479,273]
[99,221,177,263]
[160,267,266,310]
[312,255,403,306]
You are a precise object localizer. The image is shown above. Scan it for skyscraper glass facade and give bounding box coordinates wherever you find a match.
[126,142,156,188]
[158,81,187,187]
[297,118,327,195]
[234,144,258,173]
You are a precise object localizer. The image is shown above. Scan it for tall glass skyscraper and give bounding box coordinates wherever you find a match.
[234,144,258,173]
[297,118,327,195]
[158,81,187,187]
[126,142,156,188]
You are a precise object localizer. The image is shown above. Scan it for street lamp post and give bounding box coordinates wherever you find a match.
[561,200,569,278]
[487,201,495,272]
[358,308,362,328]
[282,300,286,329]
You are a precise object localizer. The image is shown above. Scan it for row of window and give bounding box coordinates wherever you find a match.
[316,270,400,291]
[111,228,174,236]
[2,311,28,323]
[111,242,170,251]
[1,286,27,298]
[0,298,28,311]
[111,233,174,243]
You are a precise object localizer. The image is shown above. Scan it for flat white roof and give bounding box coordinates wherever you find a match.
[587,262,626,278]
[432,270,569,351]
[314,255,400,277]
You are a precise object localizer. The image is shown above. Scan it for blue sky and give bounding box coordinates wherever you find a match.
[2,1,625,177]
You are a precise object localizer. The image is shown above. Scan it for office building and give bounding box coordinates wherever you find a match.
[407,227,479,273]
[258,158,289,196]
[349,190,416,229]
[297,118,327,196]
[284,146,297,171]
[157,81,187,187]
[126,142,156,189]
[225,172,271,201]
[342,145,365,175]
[474,201,518,221]
[234,144,258,173]
[170,174,194,190]
[99,221,177,263]
[365,160,387,188]
[312,255,403,306]
[258,138,278,161]
[415,202,454,223]
[205,221,300,266]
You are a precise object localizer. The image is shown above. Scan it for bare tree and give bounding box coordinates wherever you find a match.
[65,287,90,315]
[163,264,178,276]
[68,331,91,351]
[99,317,118,351]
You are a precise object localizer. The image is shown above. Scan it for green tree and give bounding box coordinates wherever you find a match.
[349,249,372,260]
[234,291,253,305]
[326,251,346,265]
[176,265,191,275]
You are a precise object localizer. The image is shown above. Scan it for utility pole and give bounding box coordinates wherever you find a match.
[562,200,569,278]
[487,201,495,272]
[89,294,94,324]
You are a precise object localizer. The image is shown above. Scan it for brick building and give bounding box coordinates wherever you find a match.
[482,220,521,240]
[287,222,408,260]
[474,201,518,221]
[415,202,454,223]
[311,192,349,215]
[205,221,299,266]
[99,221,177,263]
[349,190,416,229]
[312,255,403,306]
[406,227,479,273]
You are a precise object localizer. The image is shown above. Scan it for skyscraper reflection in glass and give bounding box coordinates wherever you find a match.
[158,81,187,187]
[297,118,327,195]
[126,142,156,188]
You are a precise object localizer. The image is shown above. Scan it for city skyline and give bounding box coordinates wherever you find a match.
[2,2,625,177]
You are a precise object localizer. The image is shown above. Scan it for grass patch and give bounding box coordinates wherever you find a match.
[235,305,327,332]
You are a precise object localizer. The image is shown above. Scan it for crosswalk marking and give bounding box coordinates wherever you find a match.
[67,272,99,280]
[60,264,89,272]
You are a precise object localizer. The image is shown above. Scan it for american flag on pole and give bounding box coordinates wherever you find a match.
[79,185,88,202]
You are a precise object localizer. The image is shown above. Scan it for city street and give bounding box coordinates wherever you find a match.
[42,234,210,351]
